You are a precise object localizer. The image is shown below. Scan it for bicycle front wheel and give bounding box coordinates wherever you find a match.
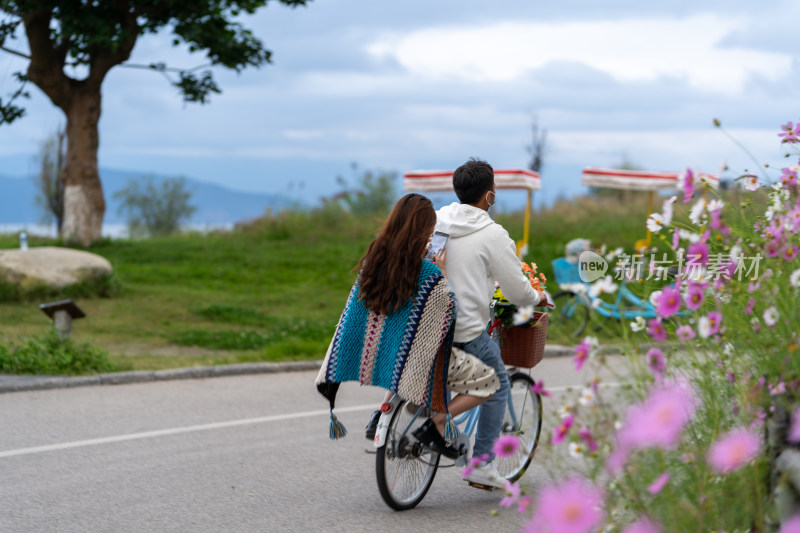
[375,400,440,510]
[494,372,543,482]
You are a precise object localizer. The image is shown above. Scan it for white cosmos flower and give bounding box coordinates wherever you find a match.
[649,290,663,308]
[698,316,712,339]
[589,276,618,297]
[744,175,759,191]
[558,404,573,419]
[679,229,702,243]
[513,305,534,326]
[578,387,595,406]
[729,244,744,262]
[723,343,735,356]
[560,282,587,294]
[707,199,725,212]
[647,213,665,233]
[689,200,706,225]
[763,306,779,327]
[662,196,677,225]
[630,316,646,332]
[569,442,585,458]
[790,269,800,288]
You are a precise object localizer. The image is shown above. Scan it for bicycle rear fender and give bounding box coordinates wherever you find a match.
[373,394,404,448]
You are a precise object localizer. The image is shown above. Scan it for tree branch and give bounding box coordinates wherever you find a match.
[0,44,28,60]
[22,9,71,110]
[87,4,140,86]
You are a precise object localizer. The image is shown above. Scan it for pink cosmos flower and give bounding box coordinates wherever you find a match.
[655,286,682,318]
[744,174,760,191]
[460,453,490,478]
[745,298,755,315]
[679,169,694,203]
[787,408,800,444]
[766,239,782,259]
[707,428,761,473]
[779,513,800,533]
[782,245,799,262]
[687,241,709,265]
[573,338,592,371]
[675,325,695,342]
[578,427,599,453]
[553,415,575,445]
[707,311,722,336]
[781,167,798,188]
[499,480,522,508]
[684,283,705,310]
[617,381,697,451]
[648,472,670,494]
[493,434,520,458]
[647,319,668,342]
[779,121,800,143]
[646,348,666,380]
[531,380,552,397]
[624,517,662,533]
[524,476,604,533]
[517,495,532,514]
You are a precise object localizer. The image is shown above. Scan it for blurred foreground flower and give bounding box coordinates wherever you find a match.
[524,476,604,533]
[707,428,761,474]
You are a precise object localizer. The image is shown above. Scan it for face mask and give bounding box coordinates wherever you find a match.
[486,191,495,213]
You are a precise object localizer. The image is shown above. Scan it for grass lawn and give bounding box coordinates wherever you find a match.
[0,193,684,373]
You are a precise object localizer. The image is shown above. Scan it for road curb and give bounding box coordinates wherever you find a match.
[0,344,577,394]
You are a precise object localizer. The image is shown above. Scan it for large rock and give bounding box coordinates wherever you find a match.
[0,246,113,290]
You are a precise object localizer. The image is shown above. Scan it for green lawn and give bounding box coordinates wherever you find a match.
[0,193,675,372]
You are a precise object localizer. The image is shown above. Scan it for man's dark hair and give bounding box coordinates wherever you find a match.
[452,158,494,204]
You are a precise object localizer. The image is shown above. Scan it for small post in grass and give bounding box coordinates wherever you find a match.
[40,299,86,340]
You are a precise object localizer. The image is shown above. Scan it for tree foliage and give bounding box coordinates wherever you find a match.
[114,176,197,237]
[330,165,398,217]
[0,0,310,121]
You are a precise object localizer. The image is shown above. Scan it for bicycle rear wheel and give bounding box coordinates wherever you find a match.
[375,400,440,510]
[551,290,590,339]
[494,372,542,482]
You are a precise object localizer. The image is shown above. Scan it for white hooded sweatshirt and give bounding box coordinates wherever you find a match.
[436,202,541,343]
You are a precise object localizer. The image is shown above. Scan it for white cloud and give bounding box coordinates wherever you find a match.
[368,15,792,93]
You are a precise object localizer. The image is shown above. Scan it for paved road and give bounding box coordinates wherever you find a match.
[0,356,626,532]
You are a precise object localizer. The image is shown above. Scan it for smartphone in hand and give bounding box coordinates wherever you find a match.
[425,231,449,260]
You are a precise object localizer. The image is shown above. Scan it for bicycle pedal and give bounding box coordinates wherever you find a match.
[364,449,377,455]
[466,481,496,491]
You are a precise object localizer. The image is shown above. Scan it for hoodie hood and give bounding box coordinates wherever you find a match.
[436,202,494,238]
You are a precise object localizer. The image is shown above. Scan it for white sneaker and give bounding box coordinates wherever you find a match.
[463,461,504,489]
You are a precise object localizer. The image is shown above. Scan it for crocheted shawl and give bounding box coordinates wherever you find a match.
[316,260,456,417]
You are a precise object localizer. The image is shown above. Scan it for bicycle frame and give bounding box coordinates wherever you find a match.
[374,376,523,456]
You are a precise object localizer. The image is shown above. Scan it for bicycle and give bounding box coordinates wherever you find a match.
[549,257,689,338]
[372,366,543,510]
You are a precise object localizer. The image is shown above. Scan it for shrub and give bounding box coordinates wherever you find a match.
[0,330,120,375]
[114,175,196,237]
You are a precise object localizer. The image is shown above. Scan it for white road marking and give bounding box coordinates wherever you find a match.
[0,382,622,459]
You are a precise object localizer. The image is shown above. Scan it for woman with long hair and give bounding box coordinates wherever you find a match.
[316,193,499,456]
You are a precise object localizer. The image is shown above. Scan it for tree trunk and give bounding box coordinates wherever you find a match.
[60,89,105,247]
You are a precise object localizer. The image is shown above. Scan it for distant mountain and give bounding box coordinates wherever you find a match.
[0,168,295,224]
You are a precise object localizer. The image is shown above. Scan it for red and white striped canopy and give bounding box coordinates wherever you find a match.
[581,167,719,191]
[403,169,541,192]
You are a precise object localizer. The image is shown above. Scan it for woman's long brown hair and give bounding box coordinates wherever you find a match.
[355,193,436,315]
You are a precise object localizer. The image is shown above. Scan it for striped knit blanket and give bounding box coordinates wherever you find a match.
[316,260,456,418]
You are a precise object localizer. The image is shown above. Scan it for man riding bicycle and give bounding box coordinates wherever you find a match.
[436,158,548,488]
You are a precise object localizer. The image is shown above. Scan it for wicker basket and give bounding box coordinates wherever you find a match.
[499,312,549,368]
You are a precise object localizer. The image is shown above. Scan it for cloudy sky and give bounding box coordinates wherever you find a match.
[1,0,798,208]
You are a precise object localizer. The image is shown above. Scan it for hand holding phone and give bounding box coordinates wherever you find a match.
[426,231,449,260]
